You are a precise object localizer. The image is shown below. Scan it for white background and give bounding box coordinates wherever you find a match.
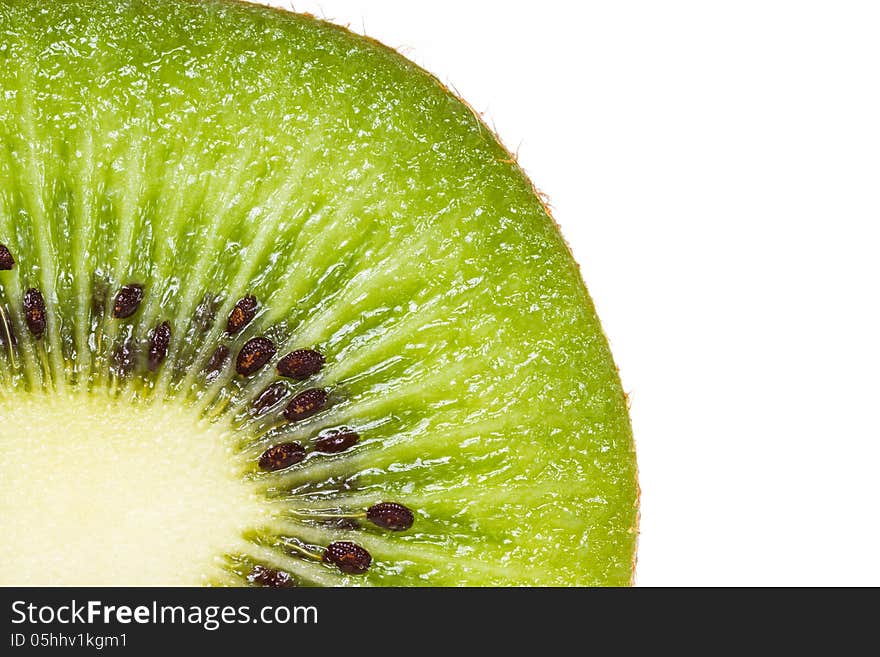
[258,0,880,586]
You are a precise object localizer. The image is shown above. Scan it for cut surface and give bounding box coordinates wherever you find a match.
[0,394,263,585]
[0,0,638,586]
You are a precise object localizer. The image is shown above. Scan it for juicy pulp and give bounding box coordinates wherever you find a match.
[0,0,638,586]
[0,392,263,585]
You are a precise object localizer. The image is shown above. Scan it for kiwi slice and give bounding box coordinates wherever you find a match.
[0,0,638,587]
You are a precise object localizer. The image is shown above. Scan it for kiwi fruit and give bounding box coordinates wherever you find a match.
[0,0,638,586]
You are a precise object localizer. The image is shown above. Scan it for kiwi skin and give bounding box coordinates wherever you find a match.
[0,0,638,586]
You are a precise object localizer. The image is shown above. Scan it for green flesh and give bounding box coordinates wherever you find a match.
[0,0,637,586]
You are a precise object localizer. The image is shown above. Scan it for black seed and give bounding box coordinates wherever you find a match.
[227,295,258,335]
[22,288,47,338]
[236,337,276,376]
[367,502,415,531]
[112,284,144,319]
[283,388,328,422]
[323,541,372,575]
[92,276,109,317]
[259,442,306,472]
[277,349,325,380]
[205,345,230,381]
[314,428,359,454]
[252,381,289,416]
[112,337,135,376]
[0,244,14,270]
[247,565,295,588]
[148,321,171,371]
[194,293,220,333]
